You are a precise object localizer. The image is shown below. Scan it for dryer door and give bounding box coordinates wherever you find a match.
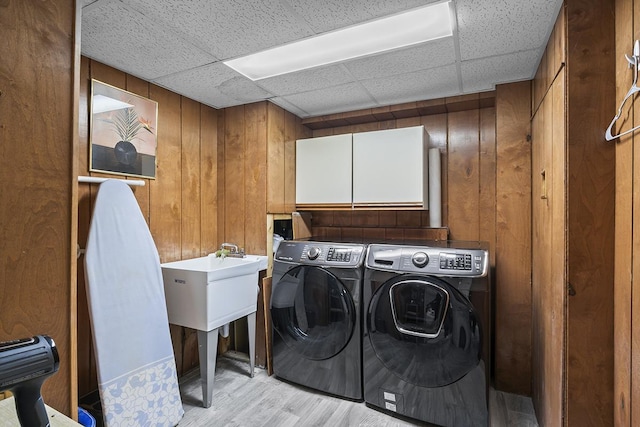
[368,274,481,387]
[271,265,356,360]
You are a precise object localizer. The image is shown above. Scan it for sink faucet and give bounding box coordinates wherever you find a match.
[219,243,245,258]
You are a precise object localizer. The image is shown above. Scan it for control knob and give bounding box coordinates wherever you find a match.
[308,247,321,260]
[412,251,429,268]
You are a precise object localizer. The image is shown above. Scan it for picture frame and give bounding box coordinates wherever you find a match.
[89,79,158,179]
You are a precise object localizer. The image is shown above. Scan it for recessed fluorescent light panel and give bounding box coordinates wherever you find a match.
[224,1,453,80]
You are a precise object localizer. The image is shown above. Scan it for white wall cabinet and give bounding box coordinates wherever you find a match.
[296,126,429,209]
[295,134,352,209]
[352,126,428,208]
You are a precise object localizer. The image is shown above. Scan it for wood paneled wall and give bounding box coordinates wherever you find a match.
[77,59,221,396]
[495,82,533,395]
[307,89,533,394]
[565,0,615,424]
[532,2,616,425]
[0,0,78,416]
[217,101,309,250]
[531,38,566,427]
[614,0,640,426]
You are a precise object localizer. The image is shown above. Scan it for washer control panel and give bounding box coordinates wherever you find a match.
[275,240,365,267]
[326,247,353,262]
[439,252,473,271]
[367,243,488,277]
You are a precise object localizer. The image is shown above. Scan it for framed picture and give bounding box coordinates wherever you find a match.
[89,79,158,179]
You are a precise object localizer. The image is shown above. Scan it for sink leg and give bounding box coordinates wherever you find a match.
[248,312,256,378]
[197,329,218,408]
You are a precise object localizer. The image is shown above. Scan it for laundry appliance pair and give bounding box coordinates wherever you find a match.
[270,238,491,427]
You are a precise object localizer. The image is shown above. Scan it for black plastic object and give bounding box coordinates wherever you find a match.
[0,335,60,427]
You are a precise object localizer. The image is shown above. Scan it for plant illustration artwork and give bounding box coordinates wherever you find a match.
[89,79,158,179]
[108,106,154,166]
[110,106,153,142]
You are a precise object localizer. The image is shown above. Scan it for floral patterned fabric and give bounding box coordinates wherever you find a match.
[100,356,184,426]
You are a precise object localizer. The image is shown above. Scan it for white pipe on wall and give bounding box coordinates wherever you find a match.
[428,148,442,227]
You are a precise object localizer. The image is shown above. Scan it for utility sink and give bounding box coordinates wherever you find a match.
[161,254,267,331]
[160,253,267,408]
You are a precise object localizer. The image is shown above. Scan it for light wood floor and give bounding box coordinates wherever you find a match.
[177,353,539,427]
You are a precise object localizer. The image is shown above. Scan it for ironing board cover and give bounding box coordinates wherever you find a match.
[84,180,184,426]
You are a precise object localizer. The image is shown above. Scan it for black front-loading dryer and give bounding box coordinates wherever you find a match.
[270,239,365,400]
[363,242,491,427]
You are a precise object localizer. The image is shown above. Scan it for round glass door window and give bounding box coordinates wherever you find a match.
[271,266,355,360]
[368,275,481,387]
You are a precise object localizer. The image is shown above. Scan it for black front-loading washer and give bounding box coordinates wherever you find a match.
[363,241,491,427]
[270,239,365,400]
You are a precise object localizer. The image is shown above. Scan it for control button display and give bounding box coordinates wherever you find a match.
[327,247,353,262]
[439,253,473,270]
[411,251,429,268]
[308,247,321,260]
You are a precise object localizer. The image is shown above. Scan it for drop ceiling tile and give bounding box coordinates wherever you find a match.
[124,0,314,59]
[255,65,355,96]
[284,0,441,34]
[270,97,311,118]
[215,77,274,104]
[456,0,562,60]
[81,1,215,80]
[81,0,564,118]
[154,62,237,87]
[343,38,457,80]
[461,49,540,93]
[280,83,378,117]
[178,87,244,110]
[153,62,273,108]
[361,65,460,106]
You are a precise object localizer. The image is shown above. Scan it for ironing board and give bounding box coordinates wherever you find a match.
[84,180,184,426]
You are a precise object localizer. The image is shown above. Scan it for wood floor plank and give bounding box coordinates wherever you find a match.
[171,356,539,427]
[489,391,510,427]
[80,354,539,426]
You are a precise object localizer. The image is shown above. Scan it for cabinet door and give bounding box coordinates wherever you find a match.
[352,126,427,207]
[296,134,352,208]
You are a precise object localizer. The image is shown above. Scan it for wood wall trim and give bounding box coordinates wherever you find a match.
[447,109,480,240]
[301,92,496,130]
[267,103,286,213]
[615,0,635,425]
[632,62,640,427]
[200,105,219,256]
[69,0,82,418]
[530,6,567,426]
[181,97,202,260]
[565,0,615,424]
[550,69,566,427]
[244,102,268,254]
[494,82,532,395]
[532,8,566,116]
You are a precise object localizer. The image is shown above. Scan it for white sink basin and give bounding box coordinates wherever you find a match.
[161,254,268,332]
